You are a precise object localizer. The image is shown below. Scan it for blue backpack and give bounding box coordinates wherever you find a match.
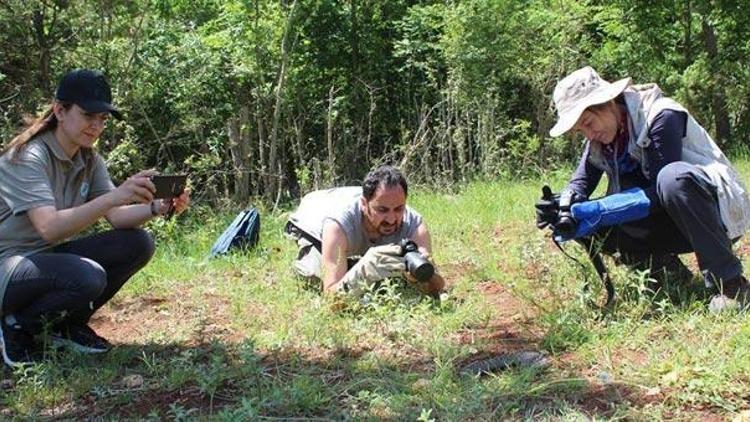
[210,208,261,257]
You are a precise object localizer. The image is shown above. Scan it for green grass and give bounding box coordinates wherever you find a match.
[2,159,750,419]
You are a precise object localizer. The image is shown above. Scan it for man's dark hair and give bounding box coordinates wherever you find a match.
[362,165,408,200]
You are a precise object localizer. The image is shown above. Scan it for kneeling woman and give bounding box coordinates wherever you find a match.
[544,66,750,312]
[0,69,190,366]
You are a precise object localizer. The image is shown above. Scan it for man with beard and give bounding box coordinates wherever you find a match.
[286,165,445,298]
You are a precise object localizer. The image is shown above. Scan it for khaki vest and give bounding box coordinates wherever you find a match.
[587,84,750,239]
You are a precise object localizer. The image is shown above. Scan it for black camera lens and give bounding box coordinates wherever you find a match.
[399,239,435,282]
[405,254,435,282]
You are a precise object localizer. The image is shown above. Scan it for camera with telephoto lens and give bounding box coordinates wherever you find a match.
[556,189,577,235]
[399,239,434,282]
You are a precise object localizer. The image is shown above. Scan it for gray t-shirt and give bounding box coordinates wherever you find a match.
[289,186,423,257]
[0,130,115,309]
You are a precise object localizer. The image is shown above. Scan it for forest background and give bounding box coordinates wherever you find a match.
[1,0,749,204]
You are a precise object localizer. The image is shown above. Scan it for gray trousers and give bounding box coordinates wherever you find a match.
[293,238,323,279]
[593,161,742,284]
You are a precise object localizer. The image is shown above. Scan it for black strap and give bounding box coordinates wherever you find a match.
[553,236,616,309]
[285,221,323,252]
[285,221,360,271]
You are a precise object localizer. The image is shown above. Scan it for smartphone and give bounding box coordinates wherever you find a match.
[150,175,187,199]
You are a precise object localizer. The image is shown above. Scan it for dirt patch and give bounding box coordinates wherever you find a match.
[568,382,664,416]
[522,259,552,282]
[439,260,479,288]
[90,288,243,346]
[613,348,649,368]
[663,409,726,421]
[70,384,233,419]
[456,281,543,368]
[475,281,533,322]
[681,253,700,274]
[463,281,687,418]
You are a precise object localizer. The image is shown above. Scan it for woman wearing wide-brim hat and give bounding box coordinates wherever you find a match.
[538,66,750,313]
[0,69,191,367]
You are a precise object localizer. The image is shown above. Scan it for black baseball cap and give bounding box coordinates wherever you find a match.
[55,69,122,119]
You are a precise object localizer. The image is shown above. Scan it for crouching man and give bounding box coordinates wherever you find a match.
[285,165,445,298]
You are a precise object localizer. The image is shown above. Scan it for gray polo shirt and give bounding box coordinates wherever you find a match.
[289,186,423,257]
[0,130,115,310]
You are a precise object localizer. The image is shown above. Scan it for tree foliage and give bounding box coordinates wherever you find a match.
[2,0,749,204]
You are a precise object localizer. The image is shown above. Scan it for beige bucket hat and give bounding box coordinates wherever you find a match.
[549,66,631,137]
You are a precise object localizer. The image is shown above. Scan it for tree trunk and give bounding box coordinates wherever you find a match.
[228,105,252,203]
[31,2,64,94]
[365,83,377,164]
[326,84,337,182]
[282,141,300,199]
[267,0,299,202]
[682,0,692,68]
[349,0,367,173]
[679,1,694,111]
[255,99,266,197]
[701,17,731,145]
[32,7,51,93]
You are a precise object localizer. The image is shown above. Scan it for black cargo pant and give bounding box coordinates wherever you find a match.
[2,229,155,333]
[589,161,742,285]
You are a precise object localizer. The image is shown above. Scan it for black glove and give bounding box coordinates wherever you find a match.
[535,186,588,230]
[535,186,560,230]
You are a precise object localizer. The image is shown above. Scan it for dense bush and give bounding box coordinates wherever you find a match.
[2,0,747,203]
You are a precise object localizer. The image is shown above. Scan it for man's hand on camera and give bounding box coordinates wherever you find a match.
[339,244,406,296]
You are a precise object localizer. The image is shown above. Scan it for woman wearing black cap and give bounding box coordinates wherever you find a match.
[0,69,190,367]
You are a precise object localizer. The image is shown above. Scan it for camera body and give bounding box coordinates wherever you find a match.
[555,189,577,235]
[399,239,434,282]
[537,185,579,235]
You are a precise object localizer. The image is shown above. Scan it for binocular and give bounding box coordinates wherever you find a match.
[399,239,434,282]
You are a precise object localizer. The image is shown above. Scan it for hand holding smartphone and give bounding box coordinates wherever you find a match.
[150,175,188,199]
